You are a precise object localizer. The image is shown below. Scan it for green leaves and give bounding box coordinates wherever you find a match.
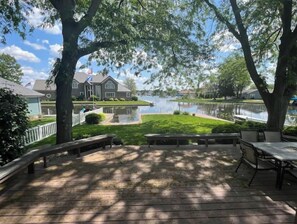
[0,54,24,84]
[0,88,29,165]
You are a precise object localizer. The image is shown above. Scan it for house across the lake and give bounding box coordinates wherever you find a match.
[0,77,44,117]
[241,89,262,99]
[33,72,131,100]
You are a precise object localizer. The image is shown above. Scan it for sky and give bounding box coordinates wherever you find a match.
[0,7,149,89]
[0,6,274,90]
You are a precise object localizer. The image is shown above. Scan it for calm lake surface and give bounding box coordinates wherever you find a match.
[42,96,297,126]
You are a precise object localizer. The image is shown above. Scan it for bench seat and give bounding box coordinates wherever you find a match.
[0,134,115,184]
[145,133,240,147]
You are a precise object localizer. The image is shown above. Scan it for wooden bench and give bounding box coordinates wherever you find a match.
[145,133,240,147]
[0,134,115,184]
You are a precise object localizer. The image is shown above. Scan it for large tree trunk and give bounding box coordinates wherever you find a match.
[263,94,290,130]
[55,54,78,144]
[55,28,79,144]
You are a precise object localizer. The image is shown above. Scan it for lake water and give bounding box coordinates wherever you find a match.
[41,96,297,126]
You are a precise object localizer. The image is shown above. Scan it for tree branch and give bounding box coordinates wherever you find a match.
[78,0,102,32]
[78,39,128,57]
[229,0,268,97]
[203,0,241,40]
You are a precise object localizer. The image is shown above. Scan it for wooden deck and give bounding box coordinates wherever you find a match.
[0,144,297,223]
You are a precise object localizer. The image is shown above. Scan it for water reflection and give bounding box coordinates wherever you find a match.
[41,96,297,125]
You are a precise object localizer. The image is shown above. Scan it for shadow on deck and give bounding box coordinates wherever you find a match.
[0,144,297,223]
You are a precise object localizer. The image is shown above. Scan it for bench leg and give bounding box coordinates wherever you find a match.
[233,139,237,147]
[77,148,81,157]
[43,156,47,168]
[205,139,208,147]
[177,139,180,147]
[28,162,35,174]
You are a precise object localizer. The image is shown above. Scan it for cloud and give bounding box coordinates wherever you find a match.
[0,45,40,63]
[49,44,62,57]
[24,40,46,50]
[21,66,49,86]
[42,40,49,45]
[27,7,62,35]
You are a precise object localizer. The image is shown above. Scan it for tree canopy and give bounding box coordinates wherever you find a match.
[35,0,208,143]
[123,77,137,96]
[0,53,24,84]
[199,0,297,129]
[218,54,251,98]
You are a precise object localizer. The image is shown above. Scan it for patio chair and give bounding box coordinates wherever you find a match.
[263,130,286,142]
[235,130,276,186]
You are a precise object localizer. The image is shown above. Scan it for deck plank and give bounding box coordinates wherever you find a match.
[0,145,296,223]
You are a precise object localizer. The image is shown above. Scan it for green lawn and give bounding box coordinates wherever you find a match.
[173,98,264,104]
[41,100,151,106]
[29,117,56,127]
[28,114,228,147]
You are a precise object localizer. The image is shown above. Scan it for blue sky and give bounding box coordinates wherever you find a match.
[0,8,149,89]
[0,7,270,90]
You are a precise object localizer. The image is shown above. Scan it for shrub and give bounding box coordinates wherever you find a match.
[235,121,267,131]
[85,113,100,124]
[114,98,119,101]
[173,110,180,115]
[76,95,84,101]
[119,98,125,101]
[283,126,297,136]
[212,123,242,144]
[182,111,190,115]
[0,88,29,165]
[109,98,114,101]
[89,95,98,101]
[212,124,242,133]
[98,113,106,121]
[131,96,138,101]
[71,96,76,101]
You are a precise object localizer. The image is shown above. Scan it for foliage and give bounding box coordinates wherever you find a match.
[98,113,106,121]
[0,88,29,165]
[0,53,24,84]
[85,113,101,124]
[29,114,228,146]
[283,126,297,137]
[212,123,242,133]
[0,1,32,43]
[173,110,181,115]
[218,54,251,98]
[123,77,137,96]
[131,96,138,101]
[182,111,190,115]
[89,95,98,101]
[200,0,297,130]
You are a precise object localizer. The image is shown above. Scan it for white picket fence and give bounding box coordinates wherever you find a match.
[23,108,103,146]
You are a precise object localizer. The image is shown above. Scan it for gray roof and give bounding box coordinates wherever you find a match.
[0,77,44,97]
[74,72,108,83]
[118,83,131,92]
[33,80,56,91]
[33,72,131,92]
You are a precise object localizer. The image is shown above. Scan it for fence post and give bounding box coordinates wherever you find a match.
[38,125,42,141]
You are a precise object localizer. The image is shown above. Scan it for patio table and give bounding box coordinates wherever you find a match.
[250,142,297,190]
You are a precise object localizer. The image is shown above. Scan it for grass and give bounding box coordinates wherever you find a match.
[173,98,264,104]
[28,114,228,147]
[29,117,56,127]
[41,100,151,106]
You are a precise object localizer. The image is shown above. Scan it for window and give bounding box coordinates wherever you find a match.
[105,92,115,98]
[72,80,78,89]
[126,92,131,97]
[105,80,115,89]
